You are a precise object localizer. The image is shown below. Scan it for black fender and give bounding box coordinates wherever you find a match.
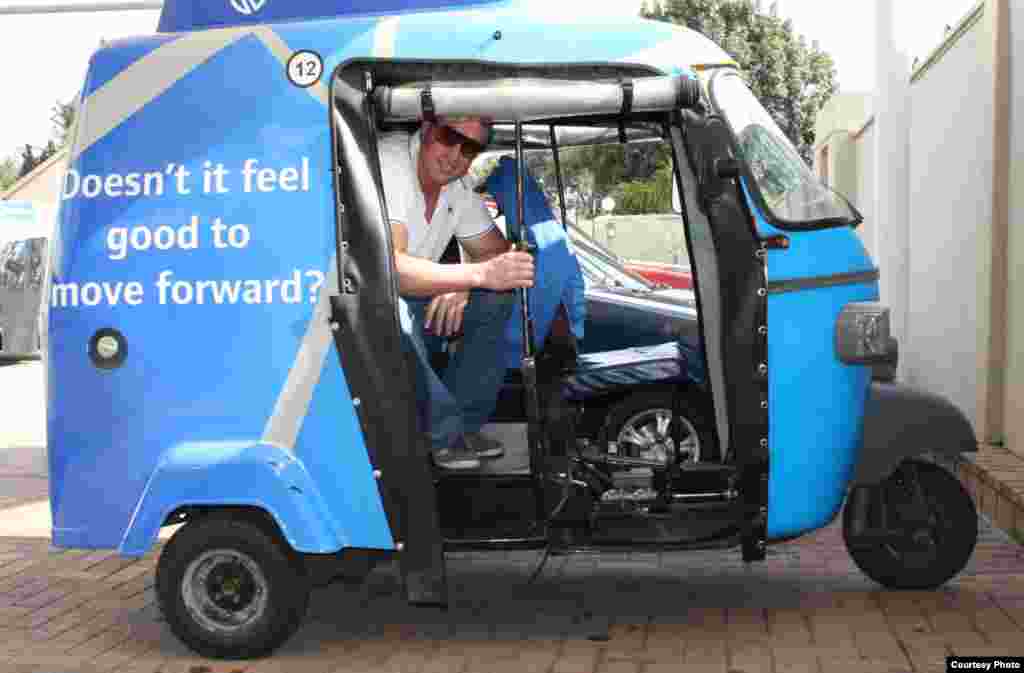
[851,382,977,486]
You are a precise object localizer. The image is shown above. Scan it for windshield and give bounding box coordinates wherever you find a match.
[711,70,860,227]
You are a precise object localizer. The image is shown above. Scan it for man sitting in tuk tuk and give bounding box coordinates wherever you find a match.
[380,116,536,470]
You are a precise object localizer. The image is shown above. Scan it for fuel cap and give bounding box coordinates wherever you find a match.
[89,328,127,370]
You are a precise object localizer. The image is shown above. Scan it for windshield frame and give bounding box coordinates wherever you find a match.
[707,68,863,232]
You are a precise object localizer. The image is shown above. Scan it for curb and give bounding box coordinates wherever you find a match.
[958,443,1024,543]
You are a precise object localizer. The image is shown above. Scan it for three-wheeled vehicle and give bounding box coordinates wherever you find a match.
[47,0,979,659]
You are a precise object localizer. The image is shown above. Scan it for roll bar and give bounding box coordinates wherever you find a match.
[370,74,700,124]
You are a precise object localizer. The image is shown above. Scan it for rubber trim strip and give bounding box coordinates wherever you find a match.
[767,269,880,295]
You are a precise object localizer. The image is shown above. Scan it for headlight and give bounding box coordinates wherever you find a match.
[835,302,893,364]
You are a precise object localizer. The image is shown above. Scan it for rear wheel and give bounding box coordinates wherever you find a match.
[843,459,977,590]
[156,514,310,659]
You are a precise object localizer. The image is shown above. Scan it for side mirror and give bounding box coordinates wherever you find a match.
[671,173,681,214]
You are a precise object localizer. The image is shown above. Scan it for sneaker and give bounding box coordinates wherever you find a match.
[432,446,481,470]
[464,431,505,459]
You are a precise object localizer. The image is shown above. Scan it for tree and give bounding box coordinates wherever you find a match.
[17,144,38,179]
[51,100,76,148]
[643,0,837,163]
[9,98,77,181]
[0,156,17,192]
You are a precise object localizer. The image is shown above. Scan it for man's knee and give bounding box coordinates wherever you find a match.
[470,289,516,320]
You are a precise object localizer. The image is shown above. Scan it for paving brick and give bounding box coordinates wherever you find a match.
[601,622,645,661]
[594,661,638,673]
[552,649,599,673]
[66,624,134,658]
[725,639,772,673]
[768,608,812,647]
[680,629,726,672]
[771,644,819,673]
[0,560,36,583]
[88,635,164,673]
[850,624,911,671]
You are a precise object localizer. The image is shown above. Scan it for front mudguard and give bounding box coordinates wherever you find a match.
[119,442,349,557]
[851,382,977,486]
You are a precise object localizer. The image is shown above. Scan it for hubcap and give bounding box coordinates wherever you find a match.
[617,408,701,464]
[882,468,944,568]
[181,549,269,634]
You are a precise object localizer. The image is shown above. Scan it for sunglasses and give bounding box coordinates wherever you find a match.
[433,124,486,161]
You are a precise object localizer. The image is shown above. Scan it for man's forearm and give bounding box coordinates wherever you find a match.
[394,251,484,296]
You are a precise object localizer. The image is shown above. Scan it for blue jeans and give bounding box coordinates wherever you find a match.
[399,290,515,449]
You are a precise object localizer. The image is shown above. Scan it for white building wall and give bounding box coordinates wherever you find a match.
[1005,0,1024,451]
[905,14,992,431]
[854,124,876,260]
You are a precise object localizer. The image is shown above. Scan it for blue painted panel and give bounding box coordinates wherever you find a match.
[293,343,394,550]
[393,9,678,64]
[48,33,387,553]
[157,0,508,33]
[765,282,878,538]
[116,442,343,555]
[734,180,881,537]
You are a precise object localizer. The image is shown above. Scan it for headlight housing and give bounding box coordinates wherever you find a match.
[835,302,894,364]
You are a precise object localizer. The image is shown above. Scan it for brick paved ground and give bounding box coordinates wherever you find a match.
[4,361,1024,672]
[0,516,1019,673]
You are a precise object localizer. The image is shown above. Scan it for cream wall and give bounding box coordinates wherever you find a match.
[905,4,991,433]
[1005,0,1024,452]
[0,151,67,205]
[854,123,876,260]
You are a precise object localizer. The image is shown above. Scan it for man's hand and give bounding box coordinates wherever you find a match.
[478,250,535,291]
[425,291,470,337]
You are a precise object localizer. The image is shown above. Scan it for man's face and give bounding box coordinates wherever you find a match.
[419,118,487,188]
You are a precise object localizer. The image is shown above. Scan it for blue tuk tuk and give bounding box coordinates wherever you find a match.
[47,0,978,658]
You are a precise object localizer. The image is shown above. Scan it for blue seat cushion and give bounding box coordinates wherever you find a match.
[562,341,691,401]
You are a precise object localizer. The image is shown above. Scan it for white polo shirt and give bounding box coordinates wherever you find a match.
[378,130,495,262]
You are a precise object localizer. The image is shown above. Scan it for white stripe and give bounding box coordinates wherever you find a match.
[261,258,339,451]
[373,16,401,58]
[251,26,329,107]
[72,28,252,161]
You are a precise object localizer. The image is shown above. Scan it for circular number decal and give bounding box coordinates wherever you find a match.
[287,50,323,88]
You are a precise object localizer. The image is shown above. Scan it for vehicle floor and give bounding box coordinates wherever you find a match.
[439,423,740,546]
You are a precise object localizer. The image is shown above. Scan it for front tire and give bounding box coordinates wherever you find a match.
[156,514,310,659]
[843,459,977,590]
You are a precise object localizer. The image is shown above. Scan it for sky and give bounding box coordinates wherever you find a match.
[0,0,981,165]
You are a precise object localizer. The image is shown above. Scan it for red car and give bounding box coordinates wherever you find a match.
[623,260,693,290]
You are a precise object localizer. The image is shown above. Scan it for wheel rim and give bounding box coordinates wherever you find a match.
[181,549,269,634]
[617,407,701,463]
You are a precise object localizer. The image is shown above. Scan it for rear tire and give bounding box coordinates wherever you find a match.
[156,514,310,659]
[843,459,977,590]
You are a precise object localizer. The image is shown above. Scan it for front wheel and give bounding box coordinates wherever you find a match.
[843,459,977,590]
[156,514,310,659]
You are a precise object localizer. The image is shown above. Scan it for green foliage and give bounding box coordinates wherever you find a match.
[51,100,76,148]
[642,0,838,163]
[0,156,17,192]
[10,98,76,182]
[618,161,675,214]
